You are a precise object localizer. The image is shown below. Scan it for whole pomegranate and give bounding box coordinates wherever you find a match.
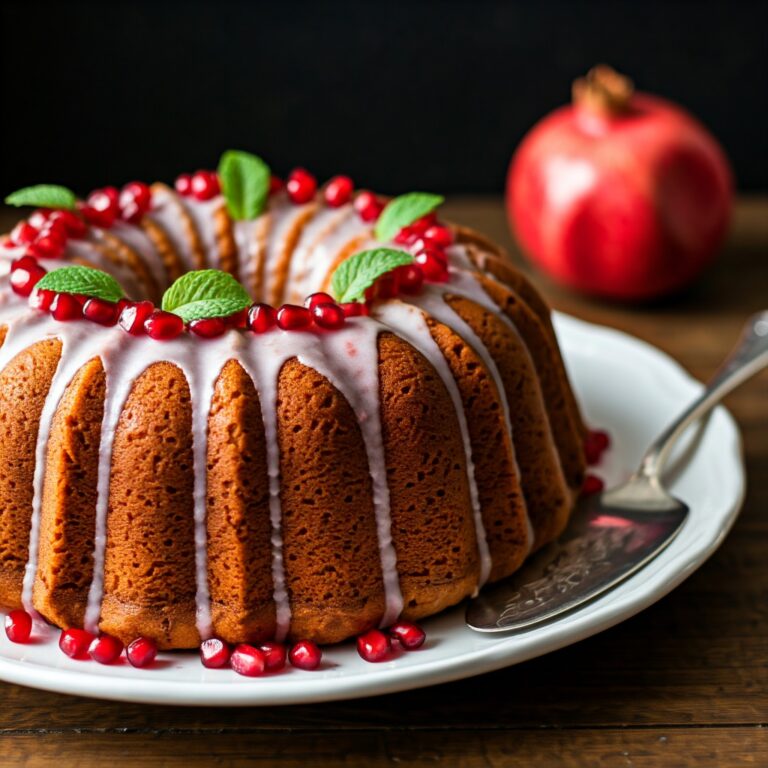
[507,66,733,301]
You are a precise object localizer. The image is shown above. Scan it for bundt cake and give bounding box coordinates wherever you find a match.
[0,154,586,650]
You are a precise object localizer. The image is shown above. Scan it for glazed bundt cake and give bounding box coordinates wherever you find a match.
[0,154,586,650]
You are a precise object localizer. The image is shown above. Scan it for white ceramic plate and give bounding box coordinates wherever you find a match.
[0,313,745,706]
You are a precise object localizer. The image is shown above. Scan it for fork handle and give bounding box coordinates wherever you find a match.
[639,310,768,480]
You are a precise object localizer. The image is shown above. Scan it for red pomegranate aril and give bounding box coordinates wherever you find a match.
[145,310,184,340]
[41,216,69,241]
[10,262,47,297]
[375,273,399,299]
[289,639,322,670]
[88,634,124,664]
[29,288,56,311]
[354,191,383,222]
[28,209,51,229]
[50,293,83,321]
[312,302,345,330]
[415,249,449,282]
[584,429,611,465]
[49,209,87,239]
[389,621,426,650]
[423,224,453,247]
[120,181,152,213]
[118,300,155,335]
[126,636,158,668]
[87,187,120,215]
[304,292,335,310]
[582,473,605,496]
[189,316,226,338]
[59,628,94,659]
[269,175,284,194]
[4,609,33,643]
[33,234,66,259]
[191,170,220,201]
[230,644,266,677]
[410,213,437,233]
[259,641,287,672]
[83,298,120,326]
[394,226,419,246]
[10,221,39,245]
[175,173,193,196]
[225,308,248,328]
[79,203,115,229]
[340,302,369,317]
[397,264,425,295]
[200,638,231,669]
[277,304,313,331]
[248,303,277,333]
[286,168,317,204]
[324,175,354,207]
[356,629,392,662]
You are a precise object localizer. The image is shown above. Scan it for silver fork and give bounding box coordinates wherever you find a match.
[467,310,768,634]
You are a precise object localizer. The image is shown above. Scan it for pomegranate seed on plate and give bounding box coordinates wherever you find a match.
[144,310,184,340]
[312,303,345,330]
[59,628,94,659]
[259,641,287,672]
[118,300,155,335]
[324,175,354,207]
[200,638,231,669]
[83,298,120,326]
[50,293,83,321]
[175,173,193,196]
[88,634,124,664]
[357,629,392,662]
[286,168,317,204]
[389,621,426,650]
[247,303,277,333]
[126,636,158,668]
[230,644,266,677]
[582,474,605,495]
[289,639,322,670]
[4,609,33,643]
[277,304,313,331]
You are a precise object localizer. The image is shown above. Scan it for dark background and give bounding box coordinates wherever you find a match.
[1,0,766,196]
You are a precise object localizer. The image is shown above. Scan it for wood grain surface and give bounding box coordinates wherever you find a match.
[0,199,766,767]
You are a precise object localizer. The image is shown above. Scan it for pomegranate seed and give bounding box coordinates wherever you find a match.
[50,293,83,321]
[88,634,124,664]
[190,170,220,201]
[356,629,392,662]
[312,303,345,330]
[4,609,33,643]
[175,173,193,196]
[200,638,231,669]
[59,628,94,659]
[49,210,87,239]
[396,264,424,295]
[415,248,449,282]
[230,644,266,677]
[340,302,369,317]
[10,261,47,297]
[304,292,335,310]
[584,429,611,465]
[126,636,158,668]
[286,168,317,204]
[29,288,56,311]
[259,641,287,672]
[83,298,120,326]
[354,191,383,222]
[247,303,277,333]
[118,300,155,335]
[269,175,284,194]
[394,226,419,246]
[389,621,426,650]
[375,273,399,299]
[277,304,313,331]
[145,310,183,340]
[324,175,354,207]
[120,181,152,218]
[423,224,453,247]
[28,209,51,229]
[10,221,39,245]
[189,316,226,338]
[78,203,114,229]
[32,234,66,259]
[289,639,322,670]
[411,213,438,233]
[582,474,605,496]
[225,308,249,328]
[86,187,120,221]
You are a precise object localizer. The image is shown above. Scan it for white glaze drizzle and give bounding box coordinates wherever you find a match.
[176,195,225,268]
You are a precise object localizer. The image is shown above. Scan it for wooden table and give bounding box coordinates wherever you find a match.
[1,199,766,767]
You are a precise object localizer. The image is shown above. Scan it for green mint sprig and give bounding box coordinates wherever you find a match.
[35,266,124,302]
[218,150,271,220]
[162,269,251,322]
[331,248,414,304]
[5,184,77,211]
[374,192,444,242]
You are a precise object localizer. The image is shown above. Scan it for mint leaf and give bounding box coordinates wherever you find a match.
[162,269,251,313]
[35,266,124,302]
[172,298,249,323]
[374,192,444,242]
[331,248,414,303]
[218,150,271,220]
[5,184,77,211]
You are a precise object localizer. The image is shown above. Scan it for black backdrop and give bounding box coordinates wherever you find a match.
[1,1,766,196]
